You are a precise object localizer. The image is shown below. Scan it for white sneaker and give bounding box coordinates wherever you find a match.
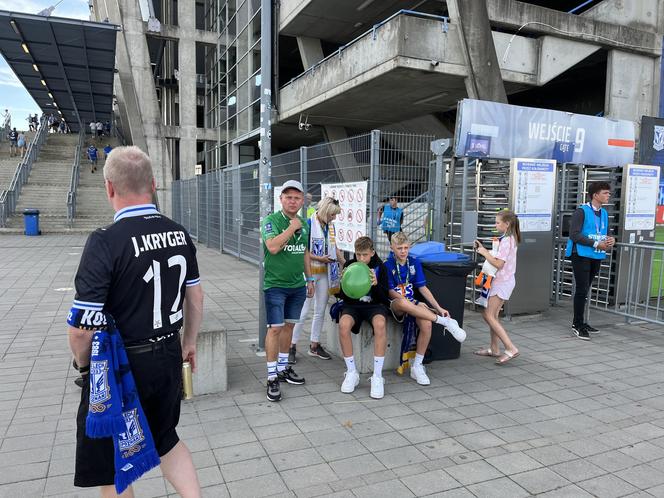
[410,364,430,385]
[369,375,384,399]
[341,370,360,393]
[442,317,466,343]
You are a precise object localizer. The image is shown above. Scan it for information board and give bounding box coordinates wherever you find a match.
[321,181,368,252]
[624,164,660,231]
[511,158,556,232]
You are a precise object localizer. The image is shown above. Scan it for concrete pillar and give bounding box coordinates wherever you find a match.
[296,36,324,68]
[447,0,507,103]
[178,0,198,179]
[605,50,658,128]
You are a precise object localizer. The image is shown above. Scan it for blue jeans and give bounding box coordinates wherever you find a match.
[264,286,306,327]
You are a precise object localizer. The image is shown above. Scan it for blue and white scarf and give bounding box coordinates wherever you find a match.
[86,326,160,494]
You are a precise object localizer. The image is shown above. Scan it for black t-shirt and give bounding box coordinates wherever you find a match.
[338,254,390,307]
[68,204,200,343]
[9,130,17,141]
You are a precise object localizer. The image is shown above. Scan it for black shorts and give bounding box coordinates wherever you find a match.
[341,303,388,333]
[74,335,183,488]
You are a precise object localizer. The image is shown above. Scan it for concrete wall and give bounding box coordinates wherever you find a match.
[584,0,664,33]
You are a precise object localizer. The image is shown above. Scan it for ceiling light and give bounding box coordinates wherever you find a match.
[32,64,39,72]
[53,102,58,107]
[41,79,46,86]
[21,43,29,54]
[48,92,53,99]
[10,20,20,36]
[357,0,375,11]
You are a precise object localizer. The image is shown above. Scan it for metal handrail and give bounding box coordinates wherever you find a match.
[67,131,86,228]
[0,116,48,227]
[283,10,449,89]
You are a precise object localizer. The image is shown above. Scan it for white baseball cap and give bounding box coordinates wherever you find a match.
[281,180,304,192]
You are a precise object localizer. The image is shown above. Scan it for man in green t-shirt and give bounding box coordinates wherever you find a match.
[261,180,314,402]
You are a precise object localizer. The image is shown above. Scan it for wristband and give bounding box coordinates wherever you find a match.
[306,277,315,282]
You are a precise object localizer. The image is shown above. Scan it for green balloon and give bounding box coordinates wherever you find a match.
[341,262,372,299]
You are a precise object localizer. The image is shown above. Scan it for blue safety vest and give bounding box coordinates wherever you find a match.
[381,205,403,232]
[565,204,608,259]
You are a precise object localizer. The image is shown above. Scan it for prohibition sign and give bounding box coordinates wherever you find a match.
[339,190,345,202]
[356,209,364,222]
[348,189,354,202]
[347,210,353,222]
[347,229,353,242]
[337,230,344,242]
[339,208,344,220]
[357,189,364,202]
[356,230,362,239]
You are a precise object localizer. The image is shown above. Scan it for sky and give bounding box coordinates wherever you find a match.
[0,0,90,130]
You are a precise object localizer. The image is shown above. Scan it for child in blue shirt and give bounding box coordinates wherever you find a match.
[87,145,98,173]
[385,232,466,385]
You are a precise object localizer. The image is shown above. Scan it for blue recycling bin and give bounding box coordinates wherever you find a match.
[23,208,41,236]
[411,242,475,361]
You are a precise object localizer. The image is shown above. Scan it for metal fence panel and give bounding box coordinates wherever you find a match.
[208,170,222,250]
[198,174,208,245]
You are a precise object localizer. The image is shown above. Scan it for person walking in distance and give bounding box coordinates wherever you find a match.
[566,181,615,340]
[474,210,521,364]
[289,197,345,363]
[378,196,404,243]
[261,180,313,402]
[67,146,203,496]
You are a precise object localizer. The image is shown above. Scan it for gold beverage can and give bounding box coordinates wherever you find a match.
[182,361,194,400]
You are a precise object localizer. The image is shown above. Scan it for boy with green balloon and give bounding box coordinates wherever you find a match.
[338,236,391,399]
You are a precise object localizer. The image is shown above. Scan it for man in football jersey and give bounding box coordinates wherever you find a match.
[68,146,203,497]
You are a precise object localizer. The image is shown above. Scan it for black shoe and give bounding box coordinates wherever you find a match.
[573,324,591,341]
[308,343,332,360]
[278,366,305,385]
[74,376,85,388]
[267,378,281,402]
[583,323,599,334]
[288,345,297,365]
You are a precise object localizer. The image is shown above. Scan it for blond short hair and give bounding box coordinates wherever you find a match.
[103,146,154,197]
[316,197,341,220]
[390,231,410,246]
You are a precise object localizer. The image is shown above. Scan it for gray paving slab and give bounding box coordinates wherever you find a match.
[1,234,664,497]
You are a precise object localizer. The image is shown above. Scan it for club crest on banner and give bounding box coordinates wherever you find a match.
[119,408,146,454]
[653,125,664,152]
[89,360,111,409]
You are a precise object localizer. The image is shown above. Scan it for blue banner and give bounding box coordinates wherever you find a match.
[454,99,635,167]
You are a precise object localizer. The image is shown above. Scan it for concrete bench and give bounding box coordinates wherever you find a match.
[193,314,227,394]
[325,317,403,374]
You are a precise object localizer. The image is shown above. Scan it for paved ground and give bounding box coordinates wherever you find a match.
[1,234,664,497]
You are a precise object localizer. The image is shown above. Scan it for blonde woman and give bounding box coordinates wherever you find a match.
[290,197,345,363]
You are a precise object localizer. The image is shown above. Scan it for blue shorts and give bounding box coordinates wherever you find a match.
[264,286,306,327]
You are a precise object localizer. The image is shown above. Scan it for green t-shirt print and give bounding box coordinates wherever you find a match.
[261,211,309,290]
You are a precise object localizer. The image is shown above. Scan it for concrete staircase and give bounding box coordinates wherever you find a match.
[71,138,121,230]
[4,133,77,232]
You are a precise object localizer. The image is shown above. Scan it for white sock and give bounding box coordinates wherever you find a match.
[373,356,384,378]
[413,353,424,367]
[435,315,450,326]
[277,353,289,372]
[267,361,277,380]
[344,356,356,373]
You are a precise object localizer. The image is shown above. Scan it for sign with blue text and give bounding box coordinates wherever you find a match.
[510,158,557,232]
[455,99,635,166]
[623,164,660,231]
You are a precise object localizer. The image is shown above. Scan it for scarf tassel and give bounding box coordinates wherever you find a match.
[114,448,161,495]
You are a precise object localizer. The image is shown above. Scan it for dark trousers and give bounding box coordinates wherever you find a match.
[571,252,602,326]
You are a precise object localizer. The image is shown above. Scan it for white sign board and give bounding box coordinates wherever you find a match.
[273,186,282,213]
[511,158,556,232]
[624,164,660,231]
[321,181,368,252]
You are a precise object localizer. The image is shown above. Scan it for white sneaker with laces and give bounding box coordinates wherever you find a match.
[441,316,466,343]
[410,364,430,385]
[369,375,384,399]
[341,370,360,393]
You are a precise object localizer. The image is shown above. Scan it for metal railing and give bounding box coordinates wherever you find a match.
[0,117,48,227]
[588,241,664,325]
[172,130,439,264]
[66,131,86,227]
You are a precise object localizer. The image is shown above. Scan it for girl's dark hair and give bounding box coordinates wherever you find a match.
[497,209,521,244]
[587,181,611,200]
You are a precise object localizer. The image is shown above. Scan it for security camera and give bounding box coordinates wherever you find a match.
[430,60,439,67]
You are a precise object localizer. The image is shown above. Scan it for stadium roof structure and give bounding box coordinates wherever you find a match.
[0,10,119,133]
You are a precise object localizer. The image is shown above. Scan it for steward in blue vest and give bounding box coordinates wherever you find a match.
[379,197,404,242]
[565,181,615,341]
